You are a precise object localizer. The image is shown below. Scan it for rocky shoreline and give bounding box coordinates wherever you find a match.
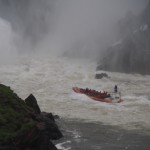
[0,84,63,150]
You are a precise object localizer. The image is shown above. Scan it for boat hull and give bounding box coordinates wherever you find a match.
[72,87,123,103]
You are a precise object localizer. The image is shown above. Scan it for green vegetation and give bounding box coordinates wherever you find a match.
[0,84,37,142]
[0,85,16,98]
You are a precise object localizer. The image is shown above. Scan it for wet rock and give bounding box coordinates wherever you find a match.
[97,1,150,75]
[0,84,63,150]
[36,112,63,140]
[95,73,109,79]
[25,94,41,114]
[35,133,58,150]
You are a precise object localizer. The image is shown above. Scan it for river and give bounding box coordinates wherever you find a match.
[0,54,150,149]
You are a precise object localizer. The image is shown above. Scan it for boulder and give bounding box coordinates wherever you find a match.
[95,73,109,79]
[36,112,63,140]
[25,94,41,114]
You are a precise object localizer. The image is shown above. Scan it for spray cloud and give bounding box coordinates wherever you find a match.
[0,0,148,60]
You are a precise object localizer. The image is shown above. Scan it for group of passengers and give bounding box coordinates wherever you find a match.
[80,88,111,98]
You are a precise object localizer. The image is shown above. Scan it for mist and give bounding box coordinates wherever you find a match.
[0,17,17,63]
[0,0,148,61]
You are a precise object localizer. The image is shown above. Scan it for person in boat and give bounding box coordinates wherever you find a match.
[114,85,118,93]
[86,88,89,92]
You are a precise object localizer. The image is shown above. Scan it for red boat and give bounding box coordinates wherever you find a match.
[72,87,123,103]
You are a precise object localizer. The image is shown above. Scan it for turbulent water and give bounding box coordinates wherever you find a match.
[0,54,150,149]
[1,54,150,128]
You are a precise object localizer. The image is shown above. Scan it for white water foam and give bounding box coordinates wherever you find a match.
[56,141,71,150]
[0,54,150,130]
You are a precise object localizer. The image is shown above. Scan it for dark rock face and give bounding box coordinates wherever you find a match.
[25,94,41,114]
[36,112,63,140]
[0,84,63,150]
[98,0,150,75]
[35,134,58,150]
[95,73,109,79]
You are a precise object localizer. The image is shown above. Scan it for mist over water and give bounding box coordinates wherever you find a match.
[0,54,150,131]
[0,18,17,63]
[0,0,149,121]
[0,0,149,125]
[0,2,150,149]
[0,0,148,60]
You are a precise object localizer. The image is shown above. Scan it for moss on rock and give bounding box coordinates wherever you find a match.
[0,84,63,150]
[0,84,37,142]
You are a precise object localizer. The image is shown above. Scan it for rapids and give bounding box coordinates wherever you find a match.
[0,54,150,130]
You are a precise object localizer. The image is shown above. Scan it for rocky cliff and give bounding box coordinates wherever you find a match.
[0,84,63,150]
[98,0,150,74]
